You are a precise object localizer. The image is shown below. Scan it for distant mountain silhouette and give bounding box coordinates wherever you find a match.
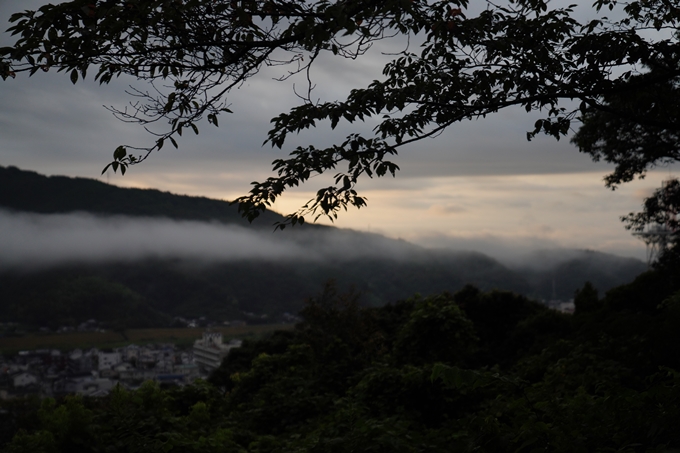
[0,165,284,226]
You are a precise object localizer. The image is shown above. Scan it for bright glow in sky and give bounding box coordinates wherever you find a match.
[1,0,675,263]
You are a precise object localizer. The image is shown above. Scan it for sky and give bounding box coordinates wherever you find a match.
[0,0,676,263]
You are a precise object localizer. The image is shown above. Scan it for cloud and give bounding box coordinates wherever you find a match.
[412,231,567,266]
[0,210,426,269]
[0,210,298,267]
[0,205,649,273]
[407,230,648,269]
[0,0,623,189]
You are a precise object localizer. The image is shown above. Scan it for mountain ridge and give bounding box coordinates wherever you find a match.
[0,164,287,227]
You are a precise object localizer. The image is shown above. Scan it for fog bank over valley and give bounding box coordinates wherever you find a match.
[0,209,431,268]
[0,209,644,273]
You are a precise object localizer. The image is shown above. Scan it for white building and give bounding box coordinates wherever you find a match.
[98,351,122,371]
[193,332,241,372]
[122,344,140,362]
[13,372,38,388]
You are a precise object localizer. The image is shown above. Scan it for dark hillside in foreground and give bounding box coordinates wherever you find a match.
[2,264,679,452]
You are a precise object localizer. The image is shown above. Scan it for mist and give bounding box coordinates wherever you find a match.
[0,209,427,269]
[411,231,647,268]
[0,209,646,273]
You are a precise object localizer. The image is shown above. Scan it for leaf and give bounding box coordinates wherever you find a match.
[113,146,127,160]
[70,68,78,84]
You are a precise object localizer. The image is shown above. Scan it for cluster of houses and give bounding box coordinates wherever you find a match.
[0,332,242,400]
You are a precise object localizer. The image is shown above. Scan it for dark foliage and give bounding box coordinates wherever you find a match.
[4,268,680,452]
[3,271,680,453]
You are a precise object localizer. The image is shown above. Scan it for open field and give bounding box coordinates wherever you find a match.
[0,324,294,354]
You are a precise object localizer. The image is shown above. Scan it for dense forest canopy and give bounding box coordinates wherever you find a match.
[2,270,680,452]
[1,0,679,228]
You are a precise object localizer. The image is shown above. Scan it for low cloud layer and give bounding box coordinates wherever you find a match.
[408,231,647,268]
[0,210,425,269]
[0,208,645,272]
[412,232,568,267]
[0,210,300,267]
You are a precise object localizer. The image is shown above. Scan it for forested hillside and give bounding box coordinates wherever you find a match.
[0,165,283,226]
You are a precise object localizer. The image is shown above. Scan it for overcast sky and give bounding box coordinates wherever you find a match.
[1,0,676,262]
